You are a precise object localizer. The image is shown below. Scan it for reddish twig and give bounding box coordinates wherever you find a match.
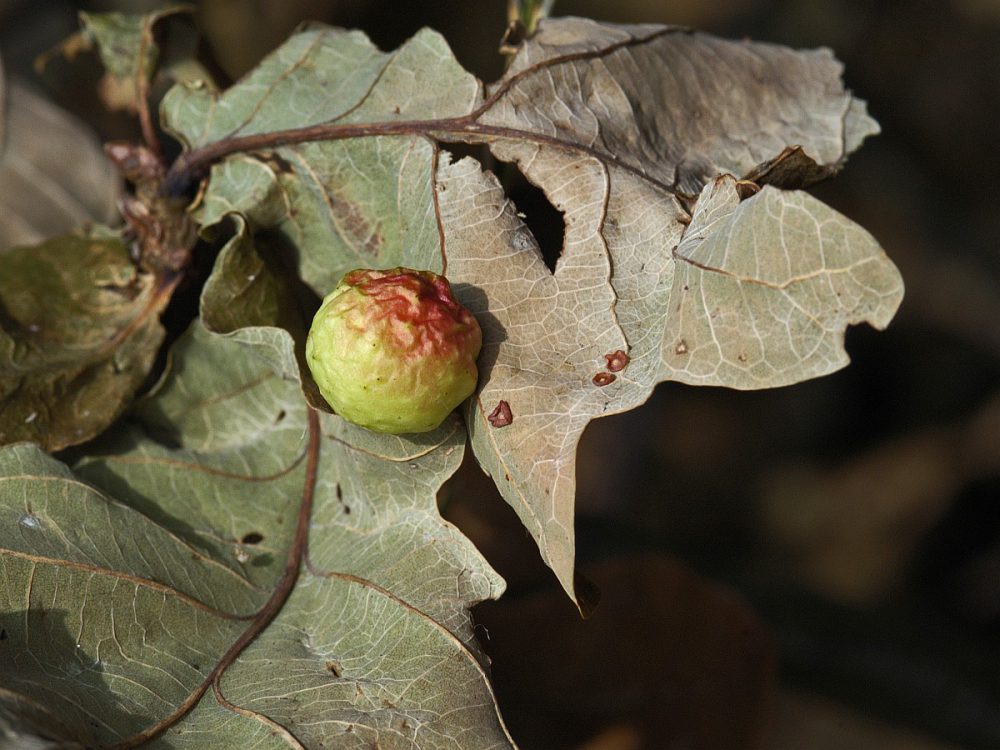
[136,15,163,162]
[108,407,321,748]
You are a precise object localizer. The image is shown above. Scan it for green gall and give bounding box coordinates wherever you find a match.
[305,267,482,434]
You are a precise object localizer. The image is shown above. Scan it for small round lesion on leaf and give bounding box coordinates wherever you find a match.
[592,372,616,386]
[675,339,689,355]
[488,400,513,427]
[604,350,630,372]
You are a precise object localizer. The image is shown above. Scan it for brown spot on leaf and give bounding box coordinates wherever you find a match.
[675,339,689,355]
[326,661,342,678]
[604,350,630,373]
[330,194,384,255]
[364,230,383,255]
[737,352,748,363]
[488,400,513,427]
[592,372,616,387]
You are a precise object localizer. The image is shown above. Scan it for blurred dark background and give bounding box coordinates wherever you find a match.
[2,1,998,747]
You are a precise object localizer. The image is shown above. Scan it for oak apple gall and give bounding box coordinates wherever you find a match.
[306,267,482,434]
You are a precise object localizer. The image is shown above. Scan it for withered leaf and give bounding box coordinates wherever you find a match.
[0,232,168,451]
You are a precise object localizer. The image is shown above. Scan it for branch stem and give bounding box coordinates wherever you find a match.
[110,407,322,749]
[136,16,163,161]
[164,115,681,198]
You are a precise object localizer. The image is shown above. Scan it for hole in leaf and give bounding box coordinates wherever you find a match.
[440,143,565,274]
[335,483,351,514]
[0,628,7,641]
[504,163,564,274]
[275,409,286,423]
[241,532,264,545]
[439,140,489,167]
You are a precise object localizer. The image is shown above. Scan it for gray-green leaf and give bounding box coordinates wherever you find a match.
[79,5,210,113]
[0,322,510,748]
